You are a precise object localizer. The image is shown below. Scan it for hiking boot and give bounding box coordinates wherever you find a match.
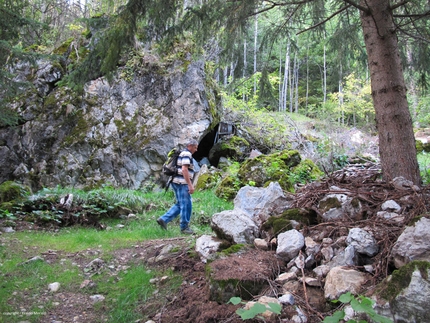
[180,227,194,235]
[156,218,167,230]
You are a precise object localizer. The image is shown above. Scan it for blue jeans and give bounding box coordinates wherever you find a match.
[159,183,192,230]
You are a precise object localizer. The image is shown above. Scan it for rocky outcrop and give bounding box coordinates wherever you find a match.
[0,57,220,191]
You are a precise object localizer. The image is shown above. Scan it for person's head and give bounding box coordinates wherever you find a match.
[186,139,198,153]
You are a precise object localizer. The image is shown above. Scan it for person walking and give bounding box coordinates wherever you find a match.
[157,139,198,234]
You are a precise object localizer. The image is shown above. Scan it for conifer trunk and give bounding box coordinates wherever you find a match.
[360,0,420,185]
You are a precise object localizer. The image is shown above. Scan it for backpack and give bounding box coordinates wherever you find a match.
[162,148,181,176]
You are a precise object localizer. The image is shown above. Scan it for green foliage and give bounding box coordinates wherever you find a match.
[0,209,16,220]
[0,0,47,117]
[2,185,231,237]
[215,175,242,200]
[333,153,349,168]
[413,95,430,127]
[328,73,374,128]
[4,185,147,226]
[290,158,324,184]
[228,296,282,320]
[0,105,20,127]
[323,292,393,323]
[418,152,430,185]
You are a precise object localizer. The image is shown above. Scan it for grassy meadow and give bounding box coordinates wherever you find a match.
[0,188,232,323]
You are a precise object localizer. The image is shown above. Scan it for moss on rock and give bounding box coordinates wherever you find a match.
[214,150,322,200]
[214,175,241,200]
[290,158,324,184]
[377,260,430,302]
[318,197,342,213]
[195,173,215,191]
[210,135,250,165]
[0,181,31,204]
[237,149,301,191]
[261,208,318,236]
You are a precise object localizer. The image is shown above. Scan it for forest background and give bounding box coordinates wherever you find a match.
[1,0,430,182]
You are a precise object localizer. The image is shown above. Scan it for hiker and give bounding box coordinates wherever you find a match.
[157,139,198,234]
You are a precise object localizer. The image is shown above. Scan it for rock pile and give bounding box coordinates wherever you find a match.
[196,165,430,322]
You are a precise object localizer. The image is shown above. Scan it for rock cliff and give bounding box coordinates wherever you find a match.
[0,56,221,191]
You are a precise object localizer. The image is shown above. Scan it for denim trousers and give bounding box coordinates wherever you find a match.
[159,182,192,230]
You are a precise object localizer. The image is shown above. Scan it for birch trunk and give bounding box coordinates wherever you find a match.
[243,40,247,101]
[254,14,258,95]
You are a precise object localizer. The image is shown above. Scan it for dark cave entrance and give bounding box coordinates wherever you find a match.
[193,122,236,167]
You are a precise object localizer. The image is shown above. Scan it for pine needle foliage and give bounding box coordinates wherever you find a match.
[63,0,182,91]
[0,0,46,126]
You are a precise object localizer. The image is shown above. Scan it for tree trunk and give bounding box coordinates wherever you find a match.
[279,45,282,111]
[281,42,290,112]
[305,43,309,114]
[289,52,293,113]
[243,40,247,101]
[360,0,420,185]
[294,55,299,113]
[323,41,327,103]
[339,63,344,125]
[253,13,258,95]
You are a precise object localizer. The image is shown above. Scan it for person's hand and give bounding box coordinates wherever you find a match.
[188,184,195,194]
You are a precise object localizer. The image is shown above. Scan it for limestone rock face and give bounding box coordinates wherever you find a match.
[373,261,430,323]
[389,266,430,323]
[0,58,220,190]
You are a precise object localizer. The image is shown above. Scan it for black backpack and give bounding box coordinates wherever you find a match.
[162,148,181,177]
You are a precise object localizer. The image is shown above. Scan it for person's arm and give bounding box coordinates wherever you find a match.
[182,165,195,194]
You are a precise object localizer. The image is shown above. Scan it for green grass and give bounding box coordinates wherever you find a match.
[94,266,183,323]
[0,188,233,323]
[0,254,81,322]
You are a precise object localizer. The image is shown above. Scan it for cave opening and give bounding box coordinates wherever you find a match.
[193,122,236,167]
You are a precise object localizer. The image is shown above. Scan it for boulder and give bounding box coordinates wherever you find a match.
[195,235,223,263]
[415,128,430,152]
[276,229,305,262]
[237,150,302,191]
[211,210,259,244]
[324,267,368,300]
[234,182,294,226]
[391,217,430,268]
[318,188,362,221]
[208,135,249,166]
[346,228,378,257]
